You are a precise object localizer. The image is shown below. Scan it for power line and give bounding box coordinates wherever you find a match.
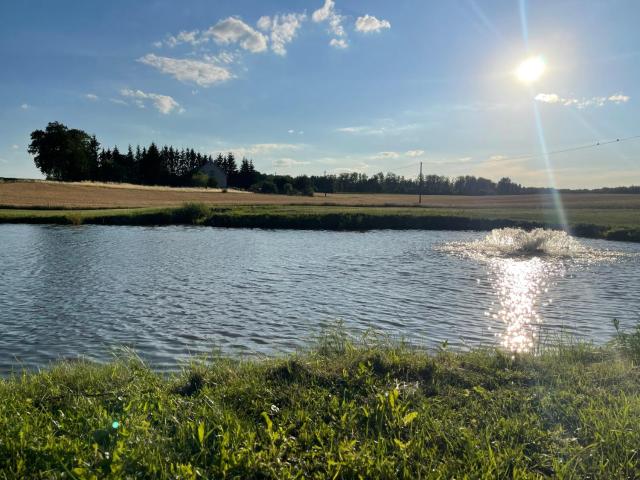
[384,134,640,177]
[502,134,640,162]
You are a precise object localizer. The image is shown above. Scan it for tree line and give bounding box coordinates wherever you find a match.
[28,122,260,188]
[28,122,635,196]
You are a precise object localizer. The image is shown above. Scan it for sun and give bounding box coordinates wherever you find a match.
[515,56,546,84]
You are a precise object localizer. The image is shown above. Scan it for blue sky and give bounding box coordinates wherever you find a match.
[0,0,638,188]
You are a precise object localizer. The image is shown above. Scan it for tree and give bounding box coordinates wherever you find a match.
[237,158,258,189]
[28,122,99,181]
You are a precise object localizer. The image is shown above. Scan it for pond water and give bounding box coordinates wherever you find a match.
[1,224,638,373]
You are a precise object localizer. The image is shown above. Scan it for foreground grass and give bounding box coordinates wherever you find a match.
[1,203,639,242]
[2,327,640,478]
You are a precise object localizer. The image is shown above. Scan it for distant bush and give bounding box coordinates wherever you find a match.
[191,172,209,188]
[282,183,294,195]
[173,203,210,224]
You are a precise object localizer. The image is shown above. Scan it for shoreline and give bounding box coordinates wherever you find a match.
[1,203,639,242]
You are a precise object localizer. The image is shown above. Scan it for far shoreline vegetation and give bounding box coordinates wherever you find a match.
[1,323,640,477]
[26,121,640,196]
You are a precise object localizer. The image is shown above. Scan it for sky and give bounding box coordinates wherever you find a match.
[0,0,638,188]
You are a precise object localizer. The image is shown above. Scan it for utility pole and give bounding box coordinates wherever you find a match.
[418,161,423,204]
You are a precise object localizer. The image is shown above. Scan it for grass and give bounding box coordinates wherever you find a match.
[1,325,640,478]
[1,203,639,242]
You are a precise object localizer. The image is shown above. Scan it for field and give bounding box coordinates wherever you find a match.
[2,178,640,210]
[1,180,639,241]
[2,326,640,478]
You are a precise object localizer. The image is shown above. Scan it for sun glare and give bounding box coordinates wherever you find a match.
[515,56,546,84]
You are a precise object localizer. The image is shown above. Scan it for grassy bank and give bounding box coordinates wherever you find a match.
[1,203,639,242]
[2,326,640,478]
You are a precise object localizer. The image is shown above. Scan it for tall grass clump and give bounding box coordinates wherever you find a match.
[1,326,640,478]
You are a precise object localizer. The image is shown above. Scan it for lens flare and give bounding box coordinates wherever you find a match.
[515,56,546,84]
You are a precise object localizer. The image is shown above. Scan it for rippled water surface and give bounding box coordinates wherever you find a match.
[1,225,639,373]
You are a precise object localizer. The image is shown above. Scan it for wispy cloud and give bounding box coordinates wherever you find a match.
[535,92,630,109]
[355,15,391,33]
[372,151,401,159]
[258,13,307,56]
[336,122,420,136]
[332,161,370,173]
[405,150,424,157]
[85,93,99,101]
[11,144,19,150]
[166,30,204,48]
[229,143,303,158]
[313,0,347,48]
[138,54,233,87]
[120,88,184,114]
[20,103,29,109]
[273,157,309,168]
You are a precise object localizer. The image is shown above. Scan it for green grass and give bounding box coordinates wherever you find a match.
[2,325,640,478]
[1,203,639,241]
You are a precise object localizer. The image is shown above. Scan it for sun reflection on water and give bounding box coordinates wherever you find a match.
[487,257,562,353]
[437,228,628,354]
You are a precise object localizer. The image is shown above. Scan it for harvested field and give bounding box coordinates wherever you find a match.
[1,179,639,210]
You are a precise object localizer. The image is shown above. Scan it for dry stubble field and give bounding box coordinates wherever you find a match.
[1,179,639,211]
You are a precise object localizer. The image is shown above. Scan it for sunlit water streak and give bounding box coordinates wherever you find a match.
[0,225,638,373]
[438,228,632,353]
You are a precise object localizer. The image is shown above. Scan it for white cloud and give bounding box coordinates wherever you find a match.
[312,0,336,23]
[153,40,163,48]
[85,93,98,101]
[273,158,310,167]
[405,150,424,157]
[313,0,347,48]
[20,103,29,109]
[11,144,19,150]
[329,38,348,49]
[257,16,272,31]
[120,88,184,114]
[258,13,306,56]
[609,93,630,104]
[534,93,560,104]
[535,92,630,109]
[355,15,391,33]
[373,151,400,159]
[288,129,295,134]
[110,98,128,106]
[139,54,233,87]
[204,17,268,53]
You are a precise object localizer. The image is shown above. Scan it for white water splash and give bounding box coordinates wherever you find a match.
[439,228,620,261]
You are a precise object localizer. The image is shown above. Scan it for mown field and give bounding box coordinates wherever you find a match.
[2,325,640,478]
[1,178,639,210]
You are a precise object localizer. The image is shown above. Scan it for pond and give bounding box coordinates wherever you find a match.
[0,224,638,373]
